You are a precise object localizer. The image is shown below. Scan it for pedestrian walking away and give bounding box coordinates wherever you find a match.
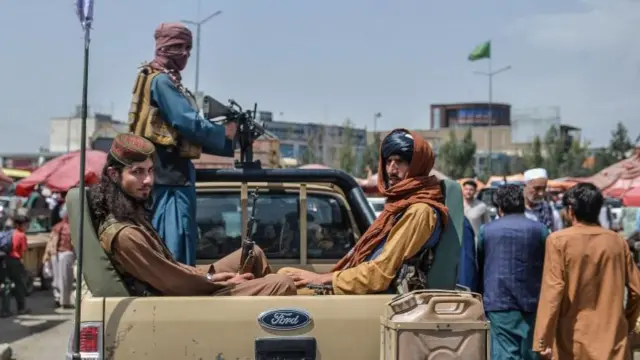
[534,183,640,360]
[478,184,549,360]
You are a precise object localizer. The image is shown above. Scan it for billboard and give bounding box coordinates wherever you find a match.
[431,103,511,128]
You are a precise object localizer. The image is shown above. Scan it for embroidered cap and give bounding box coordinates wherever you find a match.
[109,134,155,166]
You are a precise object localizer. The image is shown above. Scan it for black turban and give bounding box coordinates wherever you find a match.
[381,130,414,164]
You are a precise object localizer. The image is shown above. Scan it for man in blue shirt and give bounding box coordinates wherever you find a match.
[128,23,237,265]
[478,184,549,360]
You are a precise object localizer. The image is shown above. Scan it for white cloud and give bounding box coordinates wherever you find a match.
[501,0,640,145]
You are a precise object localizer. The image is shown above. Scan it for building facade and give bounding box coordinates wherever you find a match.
[430,102,511,129]
[49,109,128,153]
[259,113,367,169]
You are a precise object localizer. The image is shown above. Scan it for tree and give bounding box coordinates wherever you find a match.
[338,119,356,174]
[541,125,565,179]
[361,131,381,175]
[560,139,590,177]
[608,122,634,161]
[437,128,476,179]
[586,122,634,174]
[299,129,320,165]
[523,136,544,169]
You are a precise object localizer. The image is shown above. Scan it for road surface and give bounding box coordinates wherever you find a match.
[0,290,73,360]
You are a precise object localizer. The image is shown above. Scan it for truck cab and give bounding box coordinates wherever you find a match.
[66,167,487,360]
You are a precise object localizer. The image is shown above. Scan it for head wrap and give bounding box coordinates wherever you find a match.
[109,134,156,166]
[381,130,414,164]
[150,22,193,75]
[524,168,548,183]
[332,128,449,271]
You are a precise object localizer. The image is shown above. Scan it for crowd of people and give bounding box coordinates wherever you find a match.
[0,185,74,317]
[459,168,640,359]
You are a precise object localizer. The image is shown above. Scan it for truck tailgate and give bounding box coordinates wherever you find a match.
[102,294,394,360]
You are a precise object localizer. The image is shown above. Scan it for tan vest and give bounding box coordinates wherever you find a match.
[128,65,202,159]
[98,217,161,296]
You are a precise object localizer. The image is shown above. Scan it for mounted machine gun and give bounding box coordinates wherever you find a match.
[201,96,266,170]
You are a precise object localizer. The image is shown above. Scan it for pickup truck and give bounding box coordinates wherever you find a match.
[66,168,488,360]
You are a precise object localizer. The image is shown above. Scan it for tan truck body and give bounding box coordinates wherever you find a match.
[67,170,488,359]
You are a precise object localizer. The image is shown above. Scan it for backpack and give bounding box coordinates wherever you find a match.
[0,230,14,257]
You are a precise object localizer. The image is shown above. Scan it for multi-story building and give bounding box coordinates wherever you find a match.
[258,111,367,169]
[49,107,128,153]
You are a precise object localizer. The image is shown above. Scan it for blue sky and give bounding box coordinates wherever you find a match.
[1,0,639,152]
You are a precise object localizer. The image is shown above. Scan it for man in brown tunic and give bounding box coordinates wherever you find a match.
[533,183,640,359]
[88,133,296,296]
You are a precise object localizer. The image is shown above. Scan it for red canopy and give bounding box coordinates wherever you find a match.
[623,187,640,207]
[15,150,107,196]
[567,151,640,197]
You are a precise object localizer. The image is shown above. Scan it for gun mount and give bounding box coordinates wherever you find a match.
[202,95,266,170]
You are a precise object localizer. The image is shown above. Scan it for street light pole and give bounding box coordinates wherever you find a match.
[373,112,382,134]
[181,7,223,95]
[474,64,511,176]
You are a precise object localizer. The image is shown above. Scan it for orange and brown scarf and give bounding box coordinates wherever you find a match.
[332,129,449,271]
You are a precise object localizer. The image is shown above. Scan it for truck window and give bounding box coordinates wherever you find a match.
[195,192,355,261]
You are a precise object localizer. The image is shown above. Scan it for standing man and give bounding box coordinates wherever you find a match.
[129,22,238,265]
[534,183,640,360]
[523,168,563,232]
[478,184,549,360]
[462,180,490,236]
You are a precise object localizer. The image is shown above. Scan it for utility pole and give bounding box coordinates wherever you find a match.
[474,64,511,176]
[373,112,382,144]
[181,0,222,95]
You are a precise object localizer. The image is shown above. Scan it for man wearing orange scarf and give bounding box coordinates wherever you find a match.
[281,129,448,294]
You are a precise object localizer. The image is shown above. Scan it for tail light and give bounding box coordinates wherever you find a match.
[66,322,103,360]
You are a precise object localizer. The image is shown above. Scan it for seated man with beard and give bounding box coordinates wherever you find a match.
[280,129,449,294]
[89,133,296,296]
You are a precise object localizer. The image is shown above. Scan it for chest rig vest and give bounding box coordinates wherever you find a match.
[365,210,442,295]
[98,216,163,296]
[128,65,202,160]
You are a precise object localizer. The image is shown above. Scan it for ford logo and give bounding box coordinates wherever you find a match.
[257,308,312,331]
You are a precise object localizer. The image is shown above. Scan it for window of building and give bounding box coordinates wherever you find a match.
[279,144,295,158]
[195,192,356,261]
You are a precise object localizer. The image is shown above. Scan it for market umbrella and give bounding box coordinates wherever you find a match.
[0,169,13,192]
[623,187,640,207]
[15,150,107,196]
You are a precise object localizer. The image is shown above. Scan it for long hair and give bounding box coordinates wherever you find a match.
[89,154,153,227]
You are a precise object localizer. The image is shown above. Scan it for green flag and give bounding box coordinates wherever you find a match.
[468,41,491,61]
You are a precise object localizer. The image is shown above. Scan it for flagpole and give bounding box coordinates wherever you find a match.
[488,56,493,176]
[472,41,511,177]
[71,17,92,360]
